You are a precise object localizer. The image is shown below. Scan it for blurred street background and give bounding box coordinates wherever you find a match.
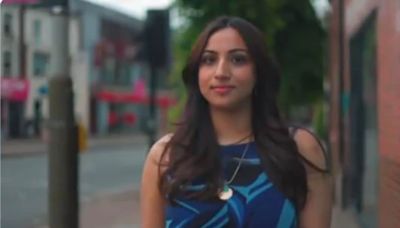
[1,0,399,227]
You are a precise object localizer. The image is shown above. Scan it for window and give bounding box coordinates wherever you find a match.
[33,19,41,46]
[115,62,131,85]
[100,57,115,84]
[2,51,12,77]
[33,52,49,77]
[3,13,12,36]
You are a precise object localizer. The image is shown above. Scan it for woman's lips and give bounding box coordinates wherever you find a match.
[211,85,235,94]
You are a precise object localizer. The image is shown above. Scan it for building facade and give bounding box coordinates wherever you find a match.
[1,5,89,138]
[71,0,147,135]
[328,0,400,227]
[2,5,29,138]
[1,0,161,138]
[24,8,89,135]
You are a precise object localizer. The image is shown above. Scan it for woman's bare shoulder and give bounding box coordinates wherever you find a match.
[147,133,173,165]
[292,128,328,172]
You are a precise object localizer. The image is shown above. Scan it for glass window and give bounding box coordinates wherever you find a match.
[33,19,41,46]
[116,63,131,85]
[2,51,12,77]
[3,13,12,35]
[100,57,115,84]
[33,52,49,77]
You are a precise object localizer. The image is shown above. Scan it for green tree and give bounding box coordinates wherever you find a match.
[169,0,326,122]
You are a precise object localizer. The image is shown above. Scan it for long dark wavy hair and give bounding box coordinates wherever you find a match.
[159,16,321,212]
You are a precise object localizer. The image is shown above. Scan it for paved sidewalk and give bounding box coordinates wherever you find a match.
[1,133,148,158]
[31,171,360,228]
[36,190,141,228]
[76,166,359,228]
[330,172,360,228]
[80,190,141,228]
[331,205,360,228]
[70,190,358,228]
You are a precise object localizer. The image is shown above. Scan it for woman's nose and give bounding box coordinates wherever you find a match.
[214,59,230,79]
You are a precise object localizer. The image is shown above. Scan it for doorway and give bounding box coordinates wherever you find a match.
[348,11,378,228]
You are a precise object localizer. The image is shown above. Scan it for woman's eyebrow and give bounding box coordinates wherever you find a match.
[202,50,217,54]
[203,49,248,54]
[228,48,248,54]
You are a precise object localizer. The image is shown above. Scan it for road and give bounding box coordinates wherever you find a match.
[1,143,147,228]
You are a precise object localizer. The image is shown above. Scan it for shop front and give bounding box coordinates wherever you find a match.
[1,77,30,138]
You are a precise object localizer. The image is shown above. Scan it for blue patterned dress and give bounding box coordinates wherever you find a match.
[165,142,297,228]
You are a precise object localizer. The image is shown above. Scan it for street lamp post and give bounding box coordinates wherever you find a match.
[47,1,79,228]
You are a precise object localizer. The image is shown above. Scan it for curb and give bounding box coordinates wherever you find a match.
[2,134,148,158]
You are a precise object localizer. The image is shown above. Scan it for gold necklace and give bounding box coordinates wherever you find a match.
[222,133,252,146]
[218,140,251,201]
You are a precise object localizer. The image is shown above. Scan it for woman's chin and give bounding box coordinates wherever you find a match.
[208,100,246,112]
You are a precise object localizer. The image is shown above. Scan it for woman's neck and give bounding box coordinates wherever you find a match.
[209,105,252,145]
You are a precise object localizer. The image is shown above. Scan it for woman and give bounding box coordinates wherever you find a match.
[141,16,333,228]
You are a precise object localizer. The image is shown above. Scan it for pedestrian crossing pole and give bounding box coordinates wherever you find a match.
[48,1,79,227]
[145,9,170,148]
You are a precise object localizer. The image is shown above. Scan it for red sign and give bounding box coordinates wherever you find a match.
[96,91,176,108]
[132,78,147,98]
[108,112,137,127]
[96,78,176,108]
[1,78,30,101]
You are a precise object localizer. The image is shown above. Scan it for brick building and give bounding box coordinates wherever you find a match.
[328,0,400,227]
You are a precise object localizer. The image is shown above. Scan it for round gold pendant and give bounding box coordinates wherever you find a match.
[218,186,233,200]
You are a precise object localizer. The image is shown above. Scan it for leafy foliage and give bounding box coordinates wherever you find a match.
[168,0,326,121]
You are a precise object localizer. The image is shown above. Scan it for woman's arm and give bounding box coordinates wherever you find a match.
[294,128,334,228]
[140,135,171,228]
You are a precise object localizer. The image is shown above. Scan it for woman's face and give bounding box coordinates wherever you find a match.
[198,28,255,111]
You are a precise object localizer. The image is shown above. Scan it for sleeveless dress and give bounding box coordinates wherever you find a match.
[165,142,297,228]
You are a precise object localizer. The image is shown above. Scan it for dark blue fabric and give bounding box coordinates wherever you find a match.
[165,142,297,228]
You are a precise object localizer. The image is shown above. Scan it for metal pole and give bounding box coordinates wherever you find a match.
[18,5,26,137]
[48,2,79,227]
[148,66,157,147]
[19,5,26,78]
[338,0,345,166]
[338,0,348,209]
[145,9,170,148]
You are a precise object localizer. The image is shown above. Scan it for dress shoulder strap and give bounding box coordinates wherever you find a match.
[288,125,331,173]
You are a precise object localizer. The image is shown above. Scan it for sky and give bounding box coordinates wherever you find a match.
[84,0,173,20]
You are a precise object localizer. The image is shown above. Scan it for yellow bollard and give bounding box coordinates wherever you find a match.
[78,122,88,152]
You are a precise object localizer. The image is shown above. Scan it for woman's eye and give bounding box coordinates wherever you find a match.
[201,55,216,65]
[231,55,247,65]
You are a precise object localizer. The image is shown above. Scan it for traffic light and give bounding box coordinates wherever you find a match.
[145,9,170,68]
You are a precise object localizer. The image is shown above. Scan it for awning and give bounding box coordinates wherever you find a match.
[1,77,30,102]
[96,90,176,108]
